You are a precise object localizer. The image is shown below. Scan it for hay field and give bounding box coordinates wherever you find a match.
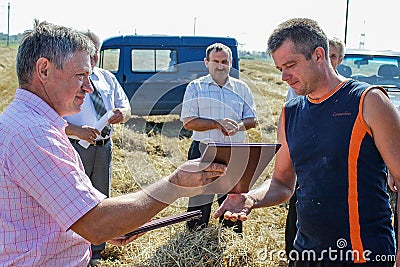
[0,46,290,266]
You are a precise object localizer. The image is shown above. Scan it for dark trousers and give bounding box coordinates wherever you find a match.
[294,261,394,267]
[186,141,242,233]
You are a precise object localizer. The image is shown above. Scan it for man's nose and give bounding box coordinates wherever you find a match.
[217,63,225,69]
[281,70,290,82]
[83,77,94,93]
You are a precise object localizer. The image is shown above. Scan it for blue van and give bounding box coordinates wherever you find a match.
[99,35,239,115]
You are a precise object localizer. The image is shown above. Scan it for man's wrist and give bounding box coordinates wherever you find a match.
[246,194,258,208]
[238,120,245,131]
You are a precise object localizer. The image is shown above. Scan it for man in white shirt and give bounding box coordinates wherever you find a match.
[180,42,257,233]
[64,31,131,265]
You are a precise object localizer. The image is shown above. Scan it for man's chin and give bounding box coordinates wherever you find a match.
[64,106,83,117]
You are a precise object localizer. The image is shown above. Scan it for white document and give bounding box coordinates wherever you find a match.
[79,111,114,149]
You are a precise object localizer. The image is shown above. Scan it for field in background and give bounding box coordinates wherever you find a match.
[0,46,291,266]
[0,46,18,109]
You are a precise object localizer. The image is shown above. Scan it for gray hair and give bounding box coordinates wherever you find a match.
[81,30,101,51]
[16,20,95,86]
[329,37,345,57]
[267,18,328,60]
[205,42,232,62]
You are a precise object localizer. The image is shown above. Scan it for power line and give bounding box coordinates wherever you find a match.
[7,1,10,46]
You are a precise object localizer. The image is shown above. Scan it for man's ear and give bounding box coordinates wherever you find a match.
[36,57,50,82]
[204,57,209,68]
[314,47,326,62]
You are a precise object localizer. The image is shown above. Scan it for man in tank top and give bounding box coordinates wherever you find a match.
[214,18,400,267]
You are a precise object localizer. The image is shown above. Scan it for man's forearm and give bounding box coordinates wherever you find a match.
[65,123,80,136]
[240,117,257,131]
[247,178,293,209]
[183,117,219,132]
[71,177,180,245]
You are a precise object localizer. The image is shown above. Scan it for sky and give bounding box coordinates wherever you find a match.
[0,0,399,52]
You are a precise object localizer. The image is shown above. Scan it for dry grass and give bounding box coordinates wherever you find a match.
[0,47,290,266]
[0,46,18,110]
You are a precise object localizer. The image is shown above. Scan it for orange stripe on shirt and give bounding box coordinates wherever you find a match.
[347,86,387,263]
[347,110,367,263]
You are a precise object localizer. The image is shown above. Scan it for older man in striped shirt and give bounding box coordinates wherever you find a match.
[0,21,226,267]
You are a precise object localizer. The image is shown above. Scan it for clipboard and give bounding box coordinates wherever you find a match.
[200,142,281,194]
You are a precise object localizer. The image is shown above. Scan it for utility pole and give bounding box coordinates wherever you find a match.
[359,33,365,49]
[7,1,10,46]
[344,0,349,45]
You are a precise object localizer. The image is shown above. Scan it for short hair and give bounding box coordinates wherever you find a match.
[328,37,345,57]
[205,42,232,62]
[81,30,101,51]
[267,18,328,60]
[16,20,95,86]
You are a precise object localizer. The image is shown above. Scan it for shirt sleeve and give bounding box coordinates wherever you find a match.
[180,81,199,120]
[110,73,131,111]
[103,69,131,111]
[7,124,106,231]
[95,68,131,111]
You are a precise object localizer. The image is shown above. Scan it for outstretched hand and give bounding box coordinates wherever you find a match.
[213,194,255,222]
[169,159,226,196]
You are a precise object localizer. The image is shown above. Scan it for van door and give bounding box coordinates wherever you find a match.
[99,46,124,86]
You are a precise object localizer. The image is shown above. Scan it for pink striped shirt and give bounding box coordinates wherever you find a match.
[0,89,106,266]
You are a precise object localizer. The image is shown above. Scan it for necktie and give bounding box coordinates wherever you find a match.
[89,79,112,137]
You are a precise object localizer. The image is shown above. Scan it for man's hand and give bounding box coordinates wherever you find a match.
[108,108,127,124]
[213,193,255,222]
[107,232,144,246]
[75,126,100,144]
[168,159,226,196]
[388,172,397,192]
[217,118,240,136]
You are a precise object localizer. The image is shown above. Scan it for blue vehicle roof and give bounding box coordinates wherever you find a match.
[101,35,238,47]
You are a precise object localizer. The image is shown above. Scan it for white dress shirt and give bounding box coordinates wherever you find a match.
[180,74,257,143]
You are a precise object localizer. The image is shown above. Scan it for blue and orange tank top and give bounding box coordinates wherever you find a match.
[284,79,395,263]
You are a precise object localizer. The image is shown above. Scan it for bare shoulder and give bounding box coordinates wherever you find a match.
[363,86,400,132]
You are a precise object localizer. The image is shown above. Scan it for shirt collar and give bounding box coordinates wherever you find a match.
[15,88,67,129]
[205,74,234,89]
[91,67,100,80]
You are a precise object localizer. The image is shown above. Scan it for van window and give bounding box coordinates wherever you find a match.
[131,49,177,72]
[101,48,120,72]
